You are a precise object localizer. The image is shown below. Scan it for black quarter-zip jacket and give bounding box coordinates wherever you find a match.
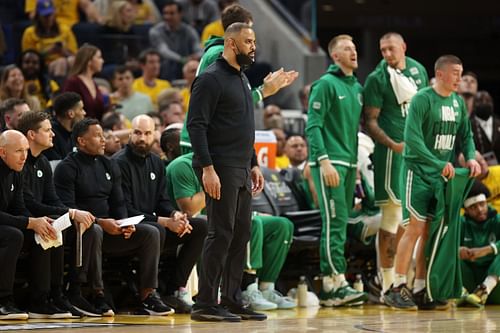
[187,56,258,169]
[53,151,127,219]
[112,145,175,221]
[0,158,29,229]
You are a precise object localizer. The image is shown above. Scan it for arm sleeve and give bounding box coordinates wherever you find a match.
[149,26,182,62]
[108,160,128,220]
[53,160,78,208]
[404,94,447,171]
[62,25,78,54]
[23,166,67,217]
[305,79,332,162]
[187,74,220,167]
[457,97,476,161]
[0,176,29,229]
[188,27,202,57]
[169,161,201,200]
[21,27,37,52]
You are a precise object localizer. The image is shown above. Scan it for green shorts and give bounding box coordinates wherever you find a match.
[373,143,402,206]
[401,166,436,223]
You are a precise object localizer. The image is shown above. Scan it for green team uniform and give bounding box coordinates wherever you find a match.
[165,152,292,283]
[363,57,428,205]
[461,208,500,304]
[305,64,363,276]
[180,36,265,154]
[402,87,476,222]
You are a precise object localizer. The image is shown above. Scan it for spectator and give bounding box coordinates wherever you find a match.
[132,49,172,108]
[103,128,122,156]
[111,66,154,121]
[1,98,31,132]
[0,65,41,112]
[200,0,237,45]
[458,71,478,115]
[179,59,199,113]
[128,0,160,24]
[284,135,307,169]
[179,0,219,35]
[149,0,202,81]
[159,102,185,128]
[19,50,59,110]
[43,92,85,161]
[158,87,184,113]
[470,90,500,165]
[63,44,107,120]
[25,0,104,27]
[21,0,78,79]
[272,128,289,170]
[263,104,284,130]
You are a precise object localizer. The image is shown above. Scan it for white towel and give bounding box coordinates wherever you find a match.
[387,66,418,105]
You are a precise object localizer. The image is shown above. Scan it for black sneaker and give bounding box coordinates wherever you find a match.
[413,289,436,310]
[162,294,192,314]
[383,284,417,310]
[52,294,83,318]
[94,294,115,317]
[435,299,450,310]
[141,291,174,316]
[28,297,72,319]
[221,303,267,321]
[0,297,28,320]
[191,305,241,322]
[68,293,101,317]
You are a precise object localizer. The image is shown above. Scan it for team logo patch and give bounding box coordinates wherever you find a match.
[37,170,43,178]
[453,99,459,108]
[11,184,14,192]
[150,172,156,180]
[105,172,111,180]
[410,67,419,75]
[312,101,321,110]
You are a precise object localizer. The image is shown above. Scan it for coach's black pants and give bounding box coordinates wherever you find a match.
[195,166,252,307]
[0,226,24,299]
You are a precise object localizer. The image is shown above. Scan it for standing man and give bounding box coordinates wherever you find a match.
[363,32,429,298]
[305,34,367,306]
[384,55,480,309]
[187,23,265,322]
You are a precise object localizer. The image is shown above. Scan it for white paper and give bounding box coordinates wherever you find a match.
[117,215,144,227]
[34,213,72,250]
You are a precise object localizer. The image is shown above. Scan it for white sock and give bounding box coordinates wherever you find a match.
[394,274,407,288]
[333,274,348,290]
[259,281,274,291]
[323,275,334,292]
[413,279,426,293]
[381,267,395,293]
[483,276,498,294]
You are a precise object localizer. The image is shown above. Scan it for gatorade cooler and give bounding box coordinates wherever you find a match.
[254,130,277,169]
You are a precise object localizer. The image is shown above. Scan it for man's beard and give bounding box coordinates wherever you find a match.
[131,141,152,156]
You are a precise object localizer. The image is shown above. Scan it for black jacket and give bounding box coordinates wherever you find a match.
[187,56,257,169]
[43,119,74,161]
[113,145,175,221]
[0,158,29,229]
[471,115,500,163]
[22,151,68,217]
[54,151,127,219]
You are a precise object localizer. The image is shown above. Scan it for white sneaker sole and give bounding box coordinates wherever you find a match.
[28,312,73,319]
[0,313,29,320]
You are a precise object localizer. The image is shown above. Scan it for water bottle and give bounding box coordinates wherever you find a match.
[353,274,364,292]
[297,276,308,307]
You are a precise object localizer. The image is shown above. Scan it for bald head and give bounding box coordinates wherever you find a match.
[0,130,29,172]
[130,115,156,156]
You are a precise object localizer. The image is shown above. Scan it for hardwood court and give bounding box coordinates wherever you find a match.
[2,305,499,333]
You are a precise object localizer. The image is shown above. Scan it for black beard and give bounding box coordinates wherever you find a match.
[131,142,151,156]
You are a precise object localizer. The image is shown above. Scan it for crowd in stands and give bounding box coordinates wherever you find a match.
[0,0,499,325]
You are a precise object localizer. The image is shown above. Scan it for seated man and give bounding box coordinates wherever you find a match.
[113,115,207,313]
[17,111,96,318]
[162,127,295,310]
[284,135,308,170]
[460,181,500,306]
[54,118,172,316]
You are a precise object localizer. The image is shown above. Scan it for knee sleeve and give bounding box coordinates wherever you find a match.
[380,200,402,234]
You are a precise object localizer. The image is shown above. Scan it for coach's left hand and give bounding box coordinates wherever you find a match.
[251,166,264,195]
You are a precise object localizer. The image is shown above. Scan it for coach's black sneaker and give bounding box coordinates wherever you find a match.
[0,297,28,320]
[93,294,115,317]
[141,291,174,316]
[413,289,436,310]
[28,297,72,319]
[68,292,101,317]
[383,284,417,310]
[52,294,83,318]
[221,302,267,321]
[191,305,241,322]
[162,294,192,314]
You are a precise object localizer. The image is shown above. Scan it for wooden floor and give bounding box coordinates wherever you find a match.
[2,305,499,332]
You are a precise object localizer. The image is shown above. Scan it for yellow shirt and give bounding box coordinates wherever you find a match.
[180,87,190,113]
[26,0,80,27]
[25,78,59,109]
[133,3,153,25]
[276,155,290,170]
[132,77,171,107]
[21,24,78,64]
[482,165,500,212]
[201,20,224,45]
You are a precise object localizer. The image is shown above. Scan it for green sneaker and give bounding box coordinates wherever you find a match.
[332,285,368,307]
[319,289,336,307]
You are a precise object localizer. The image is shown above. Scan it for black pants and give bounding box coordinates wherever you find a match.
[195,166,252,307]
[23,229,64,302]
[0,225,24,299]
[149,218,207,295]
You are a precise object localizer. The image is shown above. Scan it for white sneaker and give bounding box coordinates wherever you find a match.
[241,283,277,311]
[261,285,297,309]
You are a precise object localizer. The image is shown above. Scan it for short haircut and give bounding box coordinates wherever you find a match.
[53,92,81,118]
[221,4,253,31]
[101,112,121,130]
[138,49,161,64]
[434,55,462,72]
[224,22,252,38]
[162,0,182,12]
[328,34,353,55]
[72,118,100,145]
[160,127,180,154]
[113,65,132,78]
[463,71,478,80]
[1,98,27,115]
[380,32,404,42]
[16,111,50,135]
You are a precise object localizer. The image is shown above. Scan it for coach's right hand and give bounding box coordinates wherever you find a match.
[203,165,221,200]
[320,159,340,187]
